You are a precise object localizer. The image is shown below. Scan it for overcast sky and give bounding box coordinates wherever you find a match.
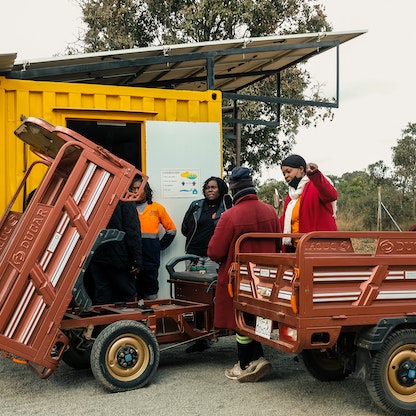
[2,0,415,178]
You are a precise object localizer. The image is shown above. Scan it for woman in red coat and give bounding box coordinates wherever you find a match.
[280,154,337,250]
[208,167,281,383]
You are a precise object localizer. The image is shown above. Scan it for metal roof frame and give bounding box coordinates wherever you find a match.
[1,30,366,129]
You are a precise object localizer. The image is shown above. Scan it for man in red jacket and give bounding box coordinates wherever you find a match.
[280,154,337,250]
[208,166,281,382]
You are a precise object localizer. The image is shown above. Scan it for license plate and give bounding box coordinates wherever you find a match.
[255,316,272,339]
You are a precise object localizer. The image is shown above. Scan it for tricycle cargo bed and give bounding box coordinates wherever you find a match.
[61,298,216,343]
[0,118,147,376]
[0,118,223,394]
[232,231,416,354]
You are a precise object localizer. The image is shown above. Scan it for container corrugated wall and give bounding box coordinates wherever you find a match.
[0,77,222,212]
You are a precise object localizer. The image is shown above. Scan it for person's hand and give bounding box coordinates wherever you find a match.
[306,163,318,175]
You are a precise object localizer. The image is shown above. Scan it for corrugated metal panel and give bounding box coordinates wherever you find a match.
[3,31,366,91]
[0,53,16,73]
[0,77,222,212]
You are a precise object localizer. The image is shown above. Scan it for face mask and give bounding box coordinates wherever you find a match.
[289,176,302,189]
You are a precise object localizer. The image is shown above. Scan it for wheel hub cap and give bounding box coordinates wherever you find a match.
[117,346,138,368]
[396,359,416,387]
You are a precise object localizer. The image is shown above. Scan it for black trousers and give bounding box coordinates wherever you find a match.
[237,336,264,369]
[90,261,136,304]
[136,268,159,299]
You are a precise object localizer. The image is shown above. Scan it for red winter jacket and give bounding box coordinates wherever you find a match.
[280,169,338,234]
[208,191,281,330]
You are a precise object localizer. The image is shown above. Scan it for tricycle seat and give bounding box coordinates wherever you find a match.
[165,255,218,302]
[168,271,217,284]
[165,254,217,283]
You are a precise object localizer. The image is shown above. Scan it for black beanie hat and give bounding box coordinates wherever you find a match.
[281,154,306,170]
[229,166,253,190]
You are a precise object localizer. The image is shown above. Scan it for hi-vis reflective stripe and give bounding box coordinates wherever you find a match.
[312,270,416,282]
[313,292,360,302]
[241,264,280,279]
[238,264,416,304]
[5,282,37,338]
[141,232,159,239]
[312,290,416,303]
[313,270,371,282]
[251,266,278,279]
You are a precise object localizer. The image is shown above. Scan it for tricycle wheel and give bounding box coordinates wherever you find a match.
[366,329,416,416]
[90,320,159,392]
[301,348,351,381]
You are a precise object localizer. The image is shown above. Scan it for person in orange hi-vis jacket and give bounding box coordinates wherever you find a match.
[131,176,176,300]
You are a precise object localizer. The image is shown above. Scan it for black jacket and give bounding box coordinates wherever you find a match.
[181,195,231,255]
[93,200,142,270]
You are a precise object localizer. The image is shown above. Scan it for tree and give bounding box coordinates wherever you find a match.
[333,162,410,231]
[77,0,156,52]
[257,178,287,214]
[367,160,390,186]
[75,0,333,174]
[392,122,416,217]
[147,0,250,45]
[335,171,373,230]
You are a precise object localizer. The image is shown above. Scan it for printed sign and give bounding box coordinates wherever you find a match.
[162,169,200,198]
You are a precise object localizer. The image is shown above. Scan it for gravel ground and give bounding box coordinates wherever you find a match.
[0,335,386,416]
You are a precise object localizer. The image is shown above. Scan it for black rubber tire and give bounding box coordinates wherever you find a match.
[366,329,416,416]
[90,320,159,392]
[301,348,351,381]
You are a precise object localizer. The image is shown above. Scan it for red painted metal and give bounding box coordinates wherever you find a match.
[232,231,416,354]
[12,116,416,409]
[0,117,219,383]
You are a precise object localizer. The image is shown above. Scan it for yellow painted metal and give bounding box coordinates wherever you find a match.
[0,77,222,212]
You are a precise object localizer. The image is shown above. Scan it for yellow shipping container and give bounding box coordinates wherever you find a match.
[0,76,222,213]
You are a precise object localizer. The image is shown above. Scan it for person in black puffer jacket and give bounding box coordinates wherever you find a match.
[89,200,142,304]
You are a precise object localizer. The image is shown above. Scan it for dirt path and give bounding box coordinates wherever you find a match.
[0,335,385,416]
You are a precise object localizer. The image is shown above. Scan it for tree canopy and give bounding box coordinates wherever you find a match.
[296,123,416,232]
[70,2,416,230]
[392,122,416,218]
[73,0,334,174]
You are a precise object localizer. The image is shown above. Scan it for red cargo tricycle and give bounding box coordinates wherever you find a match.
[0,117,221,392]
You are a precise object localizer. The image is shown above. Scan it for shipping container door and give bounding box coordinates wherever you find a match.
[145,121,222,298]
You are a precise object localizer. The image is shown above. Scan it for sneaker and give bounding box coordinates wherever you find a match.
[225,362,243,380]
[237,357,272,383]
